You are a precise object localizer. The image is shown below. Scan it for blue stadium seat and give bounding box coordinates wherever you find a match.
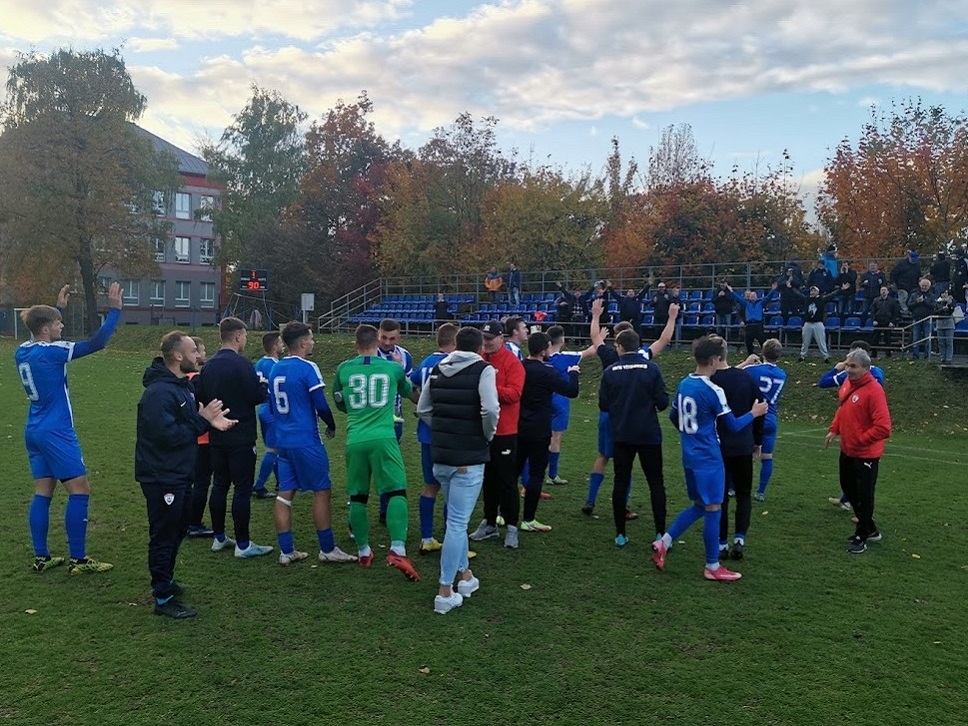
[826,316,841,330]
[767,316,783,329]
[689,290,703,300]
[843,316,861,330]
[702,302,715,313]
[687,301,702,313]
[700,315,715,328]
[785,316,803,329]
[683,314,700,328]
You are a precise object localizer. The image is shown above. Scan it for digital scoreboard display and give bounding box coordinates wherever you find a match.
[239,269,268,291]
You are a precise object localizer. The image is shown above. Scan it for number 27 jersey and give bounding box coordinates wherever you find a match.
[333,355,413,445]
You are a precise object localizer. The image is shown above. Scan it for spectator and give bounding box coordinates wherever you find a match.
[434,293,451,325]
[784,258,805,288]
[824,348,892,555]
[726,282,778,355]
[553,283,583,338]
[807,259,834,294]
[890,250,921,314]
[929,252,951,296]
[484,267,503,302]
[651,281,681,343]
[777,270,803,325]
[951,249,968,305]
[788,284,837,362]
[582,280,611,328]
[609,284,650,333]
[935,288,956,364]
[869,286,902,358]
[711,282,736,338]
[907,278,937,359]
[834,261,857,318]
[822,244,839,279]
[507,262,522,306]
[858,261,886,325]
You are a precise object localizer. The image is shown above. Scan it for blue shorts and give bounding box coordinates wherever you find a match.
[277,445,331,493]
[760,414,778,455]
[25,428,86,481]
[684,465,725,506]
[421,443,439,486]
[551,397,570,432]
[597,412,614,458]
[258,405,277,449]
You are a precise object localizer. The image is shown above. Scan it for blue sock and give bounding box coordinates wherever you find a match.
[278,530,294,554]
[668,504,704,539]
[586,472,605,505]
[521,460,530,486]
[215,534,226,543]
[317,528,335,553]
[548,452,560,479]
[419,495,435,540]
[28,494,52,557]
[255,452,277,490]
[65,494,89,559]
[237,540,249,550]
[703,510,721,566]
[758,459,774,494]
[626,480,634,506]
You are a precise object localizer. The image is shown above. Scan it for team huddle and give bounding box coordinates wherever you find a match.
[15,286,892,617]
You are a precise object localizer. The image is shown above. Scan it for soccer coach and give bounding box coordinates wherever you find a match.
[824,348,892,555]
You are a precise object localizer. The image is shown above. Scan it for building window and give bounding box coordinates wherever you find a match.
[199,194,216,221]
[199,238,215,263]
[175,193,191,220]
[174,236,191,263]
[200,281,216,308]
[152,191,166,216]
[98,276,112,293]
[153,238,166,262]
[123,281,140,305]
[150,280,165,304]
[175,281,191,308]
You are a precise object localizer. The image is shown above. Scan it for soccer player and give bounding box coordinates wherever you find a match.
[741,338,787,501]
[583,297,679,516]
[375,318,413,523]
[195,317,273,559]
[416,326,500,614]
[597,329,669,547]
[333,324,419,580]
[186,336,216,537]
[653,336,767,581]
[544,324,599,486]
[409,323,458,554]
[518,332,580,533]
[504,316,529,360]
[253,331,284,499]
[269,322,356,566]
[16,282,122,575]
[824,348,892,554]
[710,337,765,560]
[136,331,236,617]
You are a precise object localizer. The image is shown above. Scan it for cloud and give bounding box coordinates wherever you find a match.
[128,37,180,53]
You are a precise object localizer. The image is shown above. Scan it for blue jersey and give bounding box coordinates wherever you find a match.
[410,350,448,444]
[268,356,332,448]
[377,345,413,418]
[549,350,582,408]
[15,308,121,432]
[506,341,524,360]
[744,363,787,416]
[671,374,731,468]
[818,365,884,389]
[254,355,278,383]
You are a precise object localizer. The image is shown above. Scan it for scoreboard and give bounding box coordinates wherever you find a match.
[239,269,268,291]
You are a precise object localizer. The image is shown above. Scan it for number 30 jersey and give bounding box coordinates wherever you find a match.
[332,355,413,445]
[671,373,731,468]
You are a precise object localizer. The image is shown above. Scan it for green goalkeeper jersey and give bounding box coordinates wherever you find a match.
[332,354,413,445]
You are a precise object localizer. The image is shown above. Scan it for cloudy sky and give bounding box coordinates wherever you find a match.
[2,0,967,199]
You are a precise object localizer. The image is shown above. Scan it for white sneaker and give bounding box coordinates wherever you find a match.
[211,536,237,552]
[457,576,480,598]
[318,546,358,563]
[504,526,519,549]
[234,542,273,558]
[279,550,309,566]
[434,592,464,614]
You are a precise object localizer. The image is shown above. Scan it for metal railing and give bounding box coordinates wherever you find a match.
[317,278,383,333]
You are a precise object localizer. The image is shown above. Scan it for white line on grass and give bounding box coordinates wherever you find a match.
[776,437,967,467]
[780,428,965,457]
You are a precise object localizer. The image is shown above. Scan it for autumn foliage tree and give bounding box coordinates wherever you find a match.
[817,99,968,260]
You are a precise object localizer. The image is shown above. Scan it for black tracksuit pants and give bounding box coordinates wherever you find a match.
[517,435,550,522]
[483,434,519,527]
[141,480,190,600]
[720,454,753,542]
[612,443,666,537]
[209,443,255,543]
[840,453,879,540]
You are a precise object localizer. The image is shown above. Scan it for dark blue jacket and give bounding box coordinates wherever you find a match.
[195,348,267,446]
[710,367,764,456]
[519,358,578,439]
[136,358,209,484]
[599,353,668,445]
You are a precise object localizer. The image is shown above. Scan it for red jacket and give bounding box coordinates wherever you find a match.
[829,371,891,458]
[484,345,524,436]
[187,371,209,445]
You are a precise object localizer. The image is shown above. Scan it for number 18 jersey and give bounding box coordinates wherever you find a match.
[671,373,731,468]
[333,355,413,445]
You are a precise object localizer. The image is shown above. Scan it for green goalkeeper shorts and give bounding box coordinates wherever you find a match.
[345,438,407,496]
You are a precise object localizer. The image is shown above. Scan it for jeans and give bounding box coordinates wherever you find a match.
[510,286,521,305]
[433,463,484,587]
[800,322,829,358]
[912,319,931,359]
[715,314,732,338]
[836,294,854,319]
[938,326,954,362]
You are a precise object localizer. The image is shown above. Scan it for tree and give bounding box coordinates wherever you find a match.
[200,86,307,269]
[0,48,178,331]
[647,123,709,191]
[817,99,968,259]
